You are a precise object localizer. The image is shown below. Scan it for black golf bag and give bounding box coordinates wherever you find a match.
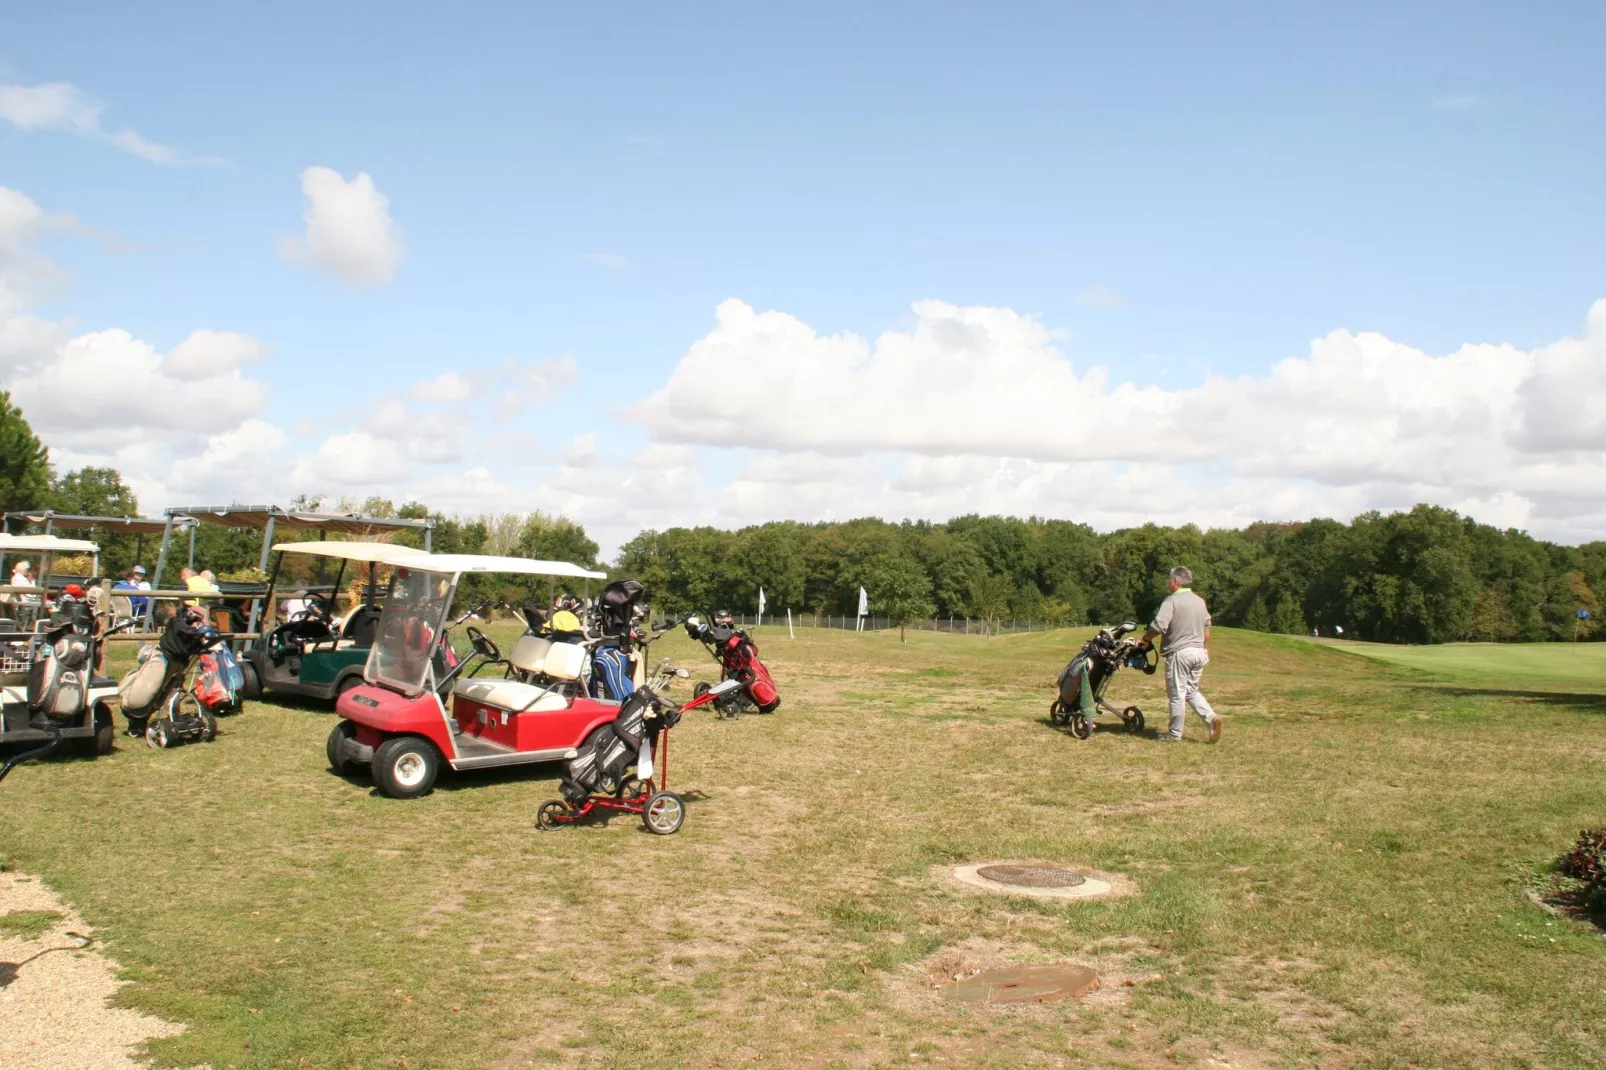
[118,612,210,723]
[560,686,681,802]
[596,579,647,638]
[1051,622,1154,737]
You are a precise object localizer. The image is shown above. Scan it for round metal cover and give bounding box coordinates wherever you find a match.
[945,964,1100,1005]
[975,864,1086,889]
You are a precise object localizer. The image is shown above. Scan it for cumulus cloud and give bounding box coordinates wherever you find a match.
[281,167,403,287]
[162,329,266,380]
[0,81,222,165]
[628,297,1606,543]
[0,186,71,314]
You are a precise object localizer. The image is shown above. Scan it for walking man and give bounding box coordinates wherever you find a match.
[1138,566,1223,743]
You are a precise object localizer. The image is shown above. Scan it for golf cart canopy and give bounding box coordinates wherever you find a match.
[401,554,607,580]
[0,534,101,554]
[270,541,431,565]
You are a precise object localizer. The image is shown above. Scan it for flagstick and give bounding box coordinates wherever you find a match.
[787,607,794,640]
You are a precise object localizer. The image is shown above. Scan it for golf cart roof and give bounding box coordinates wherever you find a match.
[270,541,431,564]
[0,533,101,553]
[400,554,607,580]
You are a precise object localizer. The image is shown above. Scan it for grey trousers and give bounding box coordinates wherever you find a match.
[1164,646,1217,739]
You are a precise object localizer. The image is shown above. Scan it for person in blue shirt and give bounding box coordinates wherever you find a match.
[114,566,150,618]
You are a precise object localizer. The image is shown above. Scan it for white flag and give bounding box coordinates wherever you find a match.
[857,586,869,617]
[757,587,766,618]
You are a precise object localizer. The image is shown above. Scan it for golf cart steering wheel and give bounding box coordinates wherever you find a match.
[465,625,501,663]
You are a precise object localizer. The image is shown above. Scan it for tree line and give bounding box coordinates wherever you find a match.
[3,390,1601,643]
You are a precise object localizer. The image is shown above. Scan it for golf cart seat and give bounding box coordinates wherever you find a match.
[343,605,382,648]
[508,635,552,674]
[541,642,587,681]
[453,677,569,713]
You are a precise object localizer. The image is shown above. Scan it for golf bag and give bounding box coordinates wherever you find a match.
[596,579,646,637]
[687,618,781,714]
[194,644,245,714]
[1051,622,1155,737]
[118,613,211,721]
[589,579,649,700]
[26,622,92,723]
[560,687,681,802]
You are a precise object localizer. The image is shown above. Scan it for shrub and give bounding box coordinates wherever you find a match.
[1558,828,1606,913]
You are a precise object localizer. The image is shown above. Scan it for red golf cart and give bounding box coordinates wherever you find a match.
[328,553,617,798]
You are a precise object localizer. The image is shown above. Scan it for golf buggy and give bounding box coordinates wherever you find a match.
[0,534,121,760]
[329,553,631,800]
[1049,622,1157,739]
[237,540,431,704]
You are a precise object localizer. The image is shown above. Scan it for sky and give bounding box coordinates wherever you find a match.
[2,2,1604,556]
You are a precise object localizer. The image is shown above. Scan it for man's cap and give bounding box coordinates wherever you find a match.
[64,583,85,598]
[132,565,147,574]
[13,560,30,570]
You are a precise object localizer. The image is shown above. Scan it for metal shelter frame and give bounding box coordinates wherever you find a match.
[1,511,196,576]
[153,506,436,633]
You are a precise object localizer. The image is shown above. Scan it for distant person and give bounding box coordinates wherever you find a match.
[1137,566,1223,744]
[282,589,313,619]
[6,559,37,604]
[131,565,151,617]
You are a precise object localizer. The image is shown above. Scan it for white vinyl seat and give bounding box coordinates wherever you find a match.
[453,677,569,713]
[541,642,586,681]
[508,634,552,674]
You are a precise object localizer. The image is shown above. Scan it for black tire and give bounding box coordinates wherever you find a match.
[1070,714,1092,740]
[536,800,568,830]
[238,659,262,700]
[125,714,148,739]
[326,720,364,776]
[83,704,114,757]
[1124,706,1145,734]
[372,736,440,799]
[1048,699,1068,726]
[200,711,218,742]
[334,674,364,702]
[643,791,685,835]
[693,681,711,700]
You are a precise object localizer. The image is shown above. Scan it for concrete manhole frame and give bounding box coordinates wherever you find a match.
[951,860,1138,902]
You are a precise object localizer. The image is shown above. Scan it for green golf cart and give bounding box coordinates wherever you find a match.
[237,540,430,704]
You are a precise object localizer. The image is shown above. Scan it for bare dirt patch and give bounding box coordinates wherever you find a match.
[0,871,183,1069]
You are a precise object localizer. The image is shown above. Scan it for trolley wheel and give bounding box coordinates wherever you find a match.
[146,719,173,749]
[1124,706,1145,733]
[1048,699,1067,726]
[643,791,686,835]
[615,775,644,799]
[693,681,711,700]
[1070,714,1092,740]
[536,800,569,830]
[125,715,148,739]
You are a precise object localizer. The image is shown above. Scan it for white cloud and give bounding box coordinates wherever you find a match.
[627,297,1606,543]
[492,356,580,419]
[0,186,70,314]
[291,430,410,487]
[166,419,289,498]
[281,166,403,287]
[1074,284,1126,309]
[162,328,266,380]
[0,81,221,165]
[577,252,633,270]
[409,370,475,403]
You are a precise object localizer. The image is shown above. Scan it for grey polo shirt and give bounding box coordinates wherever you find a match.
[1151,588,1211,653]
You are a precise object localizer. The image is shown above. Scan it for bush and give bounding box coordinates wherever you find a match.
[1558,828,1606,913]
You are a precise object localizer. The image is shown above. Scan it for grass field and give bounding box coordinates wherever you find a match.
[3,626,1605,1068]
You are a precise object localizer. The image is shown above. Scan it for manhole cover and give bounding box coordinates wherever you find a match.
[976,864,1086,889]
[945,964,1100,1005]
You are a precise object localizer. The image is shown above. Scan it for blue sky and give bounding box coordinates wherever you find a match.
[3,3,1605,552]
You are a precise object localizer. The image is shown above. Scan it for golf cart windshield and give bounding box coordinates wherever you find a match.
[369,566,454,694]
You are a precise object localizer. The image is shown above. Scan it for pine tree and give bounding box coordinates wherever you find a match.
[1271,597,1306,635]
[1243,596,1271,632]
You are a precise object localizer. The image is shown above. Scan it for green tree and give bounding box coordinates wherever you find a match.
[968,573,1012,635]
[1242,596,1271,632]
[49,467,141,573]
[0,391,51,513]
[515,513,599,571]
[869,555,935,642]
[1271,597,1306,635]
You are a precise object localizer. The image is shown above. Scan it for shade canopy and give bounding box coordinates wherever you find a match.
[270,541,431,565]
[397,554,607,580]
[5,512,179,536]
[170,506,433,537]
[0,533,101,553]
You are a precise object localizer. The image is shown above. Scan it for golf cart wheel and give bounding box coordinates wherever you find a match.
[1124,706,1145,734]
[1070,714,1092,740]
[146,719,173,749]
[536,800,569,830]
[326,720,363,776]
[238,659,262,701]
[83,703,114,757]
[643,791,686,835]
[373,736,440,799]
